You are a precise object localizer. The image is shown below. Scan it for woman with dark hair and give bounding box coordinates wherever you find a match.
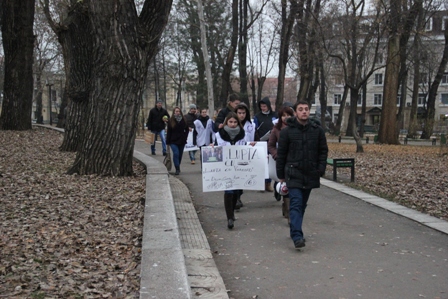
[213,112,246,229]
[268,106,295,223]
[166,107,189,175]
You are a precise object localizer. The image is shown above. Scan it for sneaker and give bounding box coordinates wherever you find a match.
[151,152,156,155]
[191,160,195,164]
[294,239,306,249]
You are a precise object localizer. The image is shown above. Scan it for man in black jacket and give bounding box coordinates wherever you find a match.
[276,100,328,249]
[146,100,170,156]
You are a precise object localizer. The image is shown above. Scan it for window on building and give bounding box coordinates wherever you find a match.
[443,16,448,31]
[357,94,362,105]
[374,94,382,106]
[375,52,384,65]
[397,94,401,106]
[425,17,433,31]
[441,93,448,105]
[442,73,448,85]
[374,73,383,85]
[419,73,428,85]
[418,93,426,106]
[334,94,342,105]
[334,73,344,86]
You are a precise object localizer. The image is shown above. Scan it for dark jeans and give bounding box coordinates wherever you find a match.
[288,188,312,242]
[170,144,185,169]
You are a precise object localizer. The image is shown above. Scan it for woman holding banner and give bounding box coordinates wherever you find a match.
[166,107,189,175]
[214,112,246,229]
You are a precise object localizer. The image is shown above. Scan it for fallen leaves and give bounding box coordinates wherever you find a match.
[328,142,448,220]
[0,128,145,298]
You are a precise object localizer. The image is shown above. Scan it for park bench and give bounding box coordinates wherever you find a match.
[327,158,355,182]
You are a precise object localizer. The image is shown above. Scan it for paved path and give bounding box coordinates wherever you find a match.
[135,140,448,299]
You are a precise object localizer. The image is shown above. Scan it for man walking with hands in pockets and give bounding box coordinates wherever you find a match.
[276,100,328,249]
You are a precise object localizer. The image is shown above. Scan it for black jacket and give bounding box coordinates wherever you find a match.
[254,97,276,139]
[185,112,198,144]
[276,117,328,189]
[146,106,169,132]
[166,118,189,145]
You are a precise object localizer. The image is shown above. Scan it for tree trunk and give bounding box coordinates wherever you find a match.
[44,0,93,151]
[35,73,44,124]
[379,14,400,145]
[256,76,266,113]
[421,26,448,139]
[334,85,349,135]
[220,0,238,107]
[276,0,298,110]
[0,0,35,130]
[238,0,249,106]
[318,52,327,131]
[197,0,214,115]
[68,0,172,176]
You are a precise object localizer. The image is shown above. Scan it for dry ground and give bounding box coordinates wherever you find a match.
[0,128,145,298]
[0,128,447,298]
[327,141,448,221]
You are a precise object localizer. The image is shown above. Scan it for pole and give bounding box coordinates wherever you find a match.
[46,80,53,125]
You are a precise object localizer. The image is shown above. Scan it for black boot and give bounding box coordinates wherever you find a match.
[234,191,243,210]
[224,193,235,229]
[175,167,180,175]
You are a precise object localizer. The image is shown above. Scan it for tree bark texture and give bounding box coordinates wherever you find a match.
[69,0,172,176]
[0,0,35,130]
[238,0,249,106]
[276,0,298,110]
[220,0,238,107]
[45,0,93,151]
[379,33,400,144]
[421,26,448,139]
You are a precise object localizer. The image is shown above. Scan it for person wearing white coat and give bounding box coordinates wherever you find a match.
[194,108,216,165]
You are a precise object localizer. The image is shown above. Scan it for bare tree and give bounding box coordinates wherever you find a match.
[379,0,422,144]
[295,0,322,104]
[0,0,35,130]
[321,0,385,152]
[43,0,93,152]
[421,23,448,138]
[276,0,298,110]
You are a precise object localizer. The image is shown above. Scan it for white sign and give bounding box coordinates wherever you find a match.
[201,145,267,192]
[184,130,199,152]
[248,141,269,179]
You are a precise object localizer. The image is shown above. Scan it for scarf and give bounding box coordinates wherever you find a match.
[262,110,270,115]
[175,115,183,122]
[224,125,241,140]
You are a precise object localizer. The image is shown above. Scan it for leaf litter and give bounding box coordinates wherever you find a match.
[0,128,145,298]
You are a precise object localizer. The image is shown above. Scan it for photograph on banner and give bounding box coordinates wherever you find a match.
[201,145,267,192]
[248,141,269,179]
[184,129,199,152]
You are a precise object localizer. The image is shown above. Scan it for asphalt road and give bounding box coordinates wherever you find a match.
[136,140,448,299]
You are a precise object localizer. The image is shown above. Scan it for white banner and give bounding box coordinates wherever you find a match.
[201,145,267,192]
[184,130,199,152]
[248,141,269,179]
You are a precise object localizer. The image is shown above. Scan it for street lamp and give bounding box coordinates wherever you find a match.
[46,80,53,125]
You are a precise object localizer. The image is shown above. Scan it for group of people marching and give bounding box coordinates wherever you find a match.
[146,94,328,250]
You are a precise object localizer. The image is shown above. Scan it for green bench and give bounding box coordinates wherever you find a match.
[327,158,355,182]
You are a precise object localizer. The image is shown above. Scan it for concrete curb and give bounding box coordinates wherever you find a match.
[133,151,191,299]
